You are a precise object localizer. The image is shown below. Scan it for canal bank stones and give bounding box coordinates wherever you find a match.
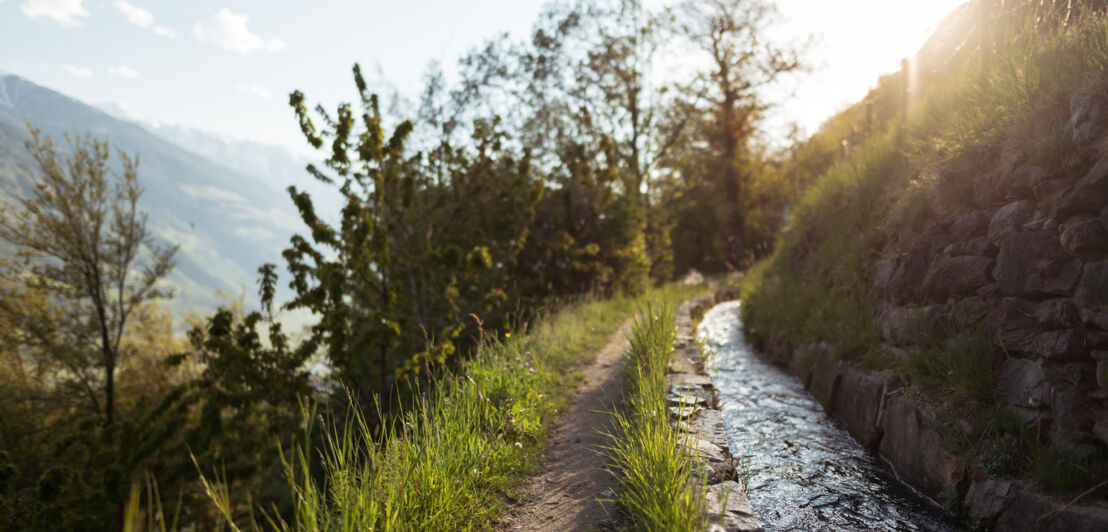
[832,366,891,451]
[672,295,762,532]
[705,482,761,532]
[878,393,964,498]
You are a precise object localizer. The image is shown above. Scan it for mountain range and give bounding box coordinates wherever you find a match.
[0,70,329,323]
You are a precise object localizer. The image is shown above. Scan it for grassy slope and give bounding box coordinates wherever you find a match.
[741,9,1108,494]
[203,283,706,530]
[744,10,1108,363]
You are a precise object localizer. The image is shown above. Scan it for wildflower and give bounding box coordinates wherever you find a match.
[505,332,511,338]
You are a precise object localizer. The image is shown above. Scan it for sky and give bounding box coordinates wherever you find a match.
[0,0,967,155]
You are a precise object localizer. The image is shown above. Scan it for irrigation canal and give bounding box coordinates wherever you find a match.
[697,300,960,531]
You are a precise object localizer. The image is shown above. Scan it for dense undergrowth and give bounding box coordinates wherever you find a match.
[190,283,704,531]
[606,302,705,531]
[741,5,1108,495]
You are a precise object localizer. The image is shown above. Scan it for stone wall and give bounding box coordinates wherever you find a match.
[801,85,1108,529]
[873,86,1108,457]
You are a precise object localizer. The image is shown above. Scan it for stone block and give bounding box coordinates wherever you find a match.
[1081,309,1108,331]
[808,350,841,410]
[1053,188,1106,220]
[1033,329,1087,359]
[1008,167,1046,200]
[998,328,1039,354]
[1048,364,1100,456]
[705,481,762,532]
[988,200,1035,242]
[690,436,737,484]
[876,303,917,344]
[668,372,714,389]
[1075,260,1108,311]
[1094,411,1108,447]
[994,482,1108,532]
[878,393,963,499]
[1061,218,1108,259]
[690,408,730,454]
[950,211,992,240]
[668,383,712,407]
[1064,90,1108,144]
[1034,299,1081,328]
[984,298,1036,337]
[976,282,998,299]
[964,478,1015,528]
[1054,158,1108,219]
[1089,333,1108,349]
[886,244,933,302]
[942,238,997,257]
[953,296,990,322]
[873,254,900,292]
[998,358,1050,409]
[921,255,995,301]
[1076,153,1108,192]
[832,365,890,450]
[995,231,1082,297]
[1033,179,1070,205]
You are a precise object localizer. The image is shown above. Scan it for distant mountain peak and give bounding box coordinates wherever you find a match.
[96,101,161,129]
[0,76,12,109]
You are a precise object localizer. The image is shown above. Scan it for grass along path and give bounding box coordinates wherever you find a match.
[196,284,704,530]
[496,321,632,531]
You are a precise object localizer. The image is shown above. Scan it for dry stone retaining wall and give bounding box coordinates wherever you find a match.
[775,84,1108,530]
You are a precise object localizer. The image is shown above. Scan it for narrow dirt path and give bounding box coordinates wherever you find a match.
[497,321,632,531]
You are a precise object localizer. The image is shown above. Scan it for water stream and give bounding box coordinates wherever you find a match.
[697,301,960,531]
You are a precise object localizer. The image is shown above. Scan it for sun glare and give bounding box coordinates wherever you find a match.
[771,0,968,137]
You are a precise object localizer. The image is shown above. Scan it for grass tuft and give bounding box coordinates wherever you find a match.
[605,301,706,531]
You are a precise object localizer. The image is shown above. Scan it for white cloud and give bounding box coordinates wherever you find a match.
[112,1,176,39]
[112,1,151,28]
[21,0,89,27]
[61,64,92,78]
[233,226,276,242]
[153,25,176,38]
[236,82,271,101]
[266,37,286,52]
[193,8,285,55]
[108,65,139,79]
[179,184,247,204]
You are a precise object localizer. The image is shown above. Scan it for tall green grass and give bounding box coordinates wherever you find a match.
[605,302,705,531]
[188,284,704,530]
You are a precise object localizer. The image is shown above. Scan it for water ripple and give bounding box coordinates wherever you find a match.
[698,301,960,531]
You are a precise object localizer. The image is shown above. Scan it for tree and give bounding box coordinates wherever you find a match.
[673,0,803,268]
[0,127,177,428]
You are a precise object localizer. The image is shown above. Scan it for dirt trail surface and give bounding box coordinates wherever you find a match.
[497,322,631,531]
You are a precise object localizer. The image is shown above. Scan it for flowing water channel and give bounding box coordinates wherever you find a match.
[697,301,961,531]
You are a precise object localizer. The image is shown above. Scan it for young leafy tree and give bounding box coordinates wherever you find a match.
[284,65,542,407]
[0,127,177,428]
